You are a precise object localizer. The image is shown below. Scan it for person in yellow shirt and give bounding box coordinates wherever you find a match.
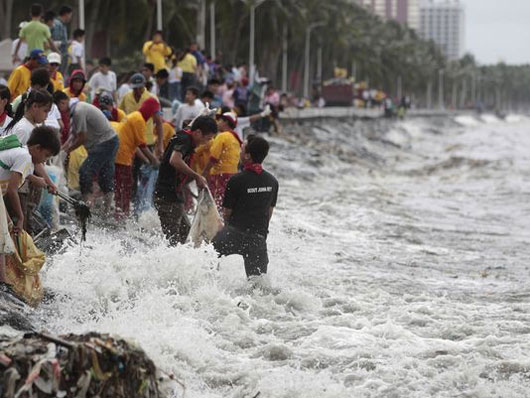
[177,49,197,99]
[202,111,242,209]
[159,121,175,150]
[64,69,87,102]
[113,97,161,218]
[47,52,64,92]
[142,31,172,73]
[118,73,163,157]
[7,49,48,101]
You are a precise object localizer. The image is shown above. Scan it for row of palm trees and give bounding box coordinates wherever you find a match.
[6,0,530,110]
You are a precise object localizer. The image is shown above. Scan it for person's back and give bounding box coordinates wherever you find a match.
[212,134,278,278]
[72,102,116,150]
[20,20,50,55]
[0,145,33,194]
[225,169,278,235]
[209,131,241,175]
[114,111,146,167]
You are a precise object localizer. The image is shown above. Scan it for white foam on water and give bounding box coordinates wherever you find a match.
[480,114,501,124]
[454,115,480,126]
[21,116,530,397]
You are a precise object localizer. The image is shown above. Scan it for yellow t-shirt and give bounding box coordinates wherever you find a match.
[119,90,157,146]
[67,146,88,190]
[177,53,197,74]
[64,87,87,102]
[112,112,147,166]
[116,108,126,122]
[142,41,172,72]
[192,141,212,174]
[7,65,32,101]
[51,71,65,92]
[209,131,242,175]
[156,122,175,150]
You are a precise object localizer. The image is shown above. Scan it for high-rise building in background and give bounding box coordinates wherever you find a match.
[418,0,465,60]
[355,0,420,31]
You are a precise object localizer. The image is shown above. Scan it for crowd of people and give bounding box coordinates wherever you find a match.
[0,3,281,299]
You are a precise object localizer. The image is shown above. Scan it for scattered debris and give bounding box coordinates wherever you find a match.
[0,332,164,397]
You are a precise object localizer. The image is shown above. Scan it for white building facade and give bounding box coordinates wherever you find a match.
[418,0,465,60]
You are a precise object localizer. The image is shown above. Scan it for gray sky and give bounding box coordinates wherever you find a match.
[463,0,530,65]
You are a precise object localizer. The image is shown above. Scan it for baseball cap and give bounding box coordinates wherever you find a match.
[29,49,48,65]
[130,73,146,89]
[18,21,28,30]
[98,91,114,107]
[47,52,61,65]
[216,111,238,128]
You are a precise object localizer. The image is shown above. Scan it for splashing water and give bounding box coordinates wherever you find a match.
[25,115,530,397]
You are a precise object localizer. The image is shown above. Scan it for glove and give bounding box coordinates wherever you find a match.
[260,105,272,117]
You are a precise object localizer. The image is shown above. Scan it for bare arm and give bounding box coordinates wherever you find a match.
[12,40,24,63]
[139,146,160,167]
[63,132,86,153]
[169,151,207,189]
[135,148,149,164]
[269,207,274,221]
[248,113,262,123]
[33,163,57,193]
[6,172,24,232]
[47,38,59,53]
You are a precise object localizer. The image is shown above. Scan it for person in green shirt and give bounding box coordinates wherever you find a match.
[13,4,58,64]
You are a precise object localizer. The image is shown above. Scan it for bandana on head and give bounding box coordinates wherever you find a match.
[138,97,161,122]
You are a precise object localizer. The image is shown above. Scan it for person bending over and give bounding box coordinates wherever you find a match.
[213,135,279,278]
[154,116,217,245]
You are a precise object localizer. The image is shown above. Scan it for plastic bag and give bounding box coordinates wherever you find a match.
[187,188,223,247]
[5,231,46,306]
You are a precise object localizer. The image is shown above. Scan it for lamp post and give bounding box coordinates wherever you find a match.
[156,0,162,31]
[78,0,85,29]
[78,0,85,69]
[249,0,267,85]
[304,22,325,99]
[210,1,216,59]
[281,25,288,93]
[438,69,444,109]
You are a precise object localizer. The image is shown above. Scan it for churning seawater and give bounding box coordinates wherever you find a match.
[32,114,530,397]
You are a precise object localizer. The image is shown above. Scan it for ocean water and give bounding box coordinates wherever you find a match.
[29,114,530,397]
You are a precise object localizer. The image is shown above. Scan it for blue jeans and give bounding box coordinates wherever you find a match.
[169,82,182,102]
[79,136,119,195]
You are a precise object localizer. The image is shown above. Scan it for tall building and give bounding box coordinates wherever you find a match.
[355,0,420,31]
[418,0,465,60]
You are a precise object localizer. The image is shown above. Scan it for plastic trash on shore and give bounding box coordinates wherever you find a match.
[0,332,165,397]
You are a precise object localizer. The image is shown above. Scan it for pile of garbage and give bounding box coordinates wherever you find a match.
[0,332,164,397]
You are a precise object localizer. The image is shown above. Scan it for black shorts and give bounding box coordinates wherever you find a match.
[212,226,268,278]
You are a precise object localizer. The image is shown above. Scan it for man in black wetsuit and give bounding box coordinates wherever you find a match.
[154,116,218,245]
[213,134,279,278]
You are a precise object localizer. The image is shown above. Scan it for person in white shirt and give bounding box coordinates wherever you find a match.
[11,22,29,68]
[68,29,85,73]
[10,68,62,134]
[169,59,183,102]
[87,57,117,100]
[0,126,60,282]
[0,86,14,136]
[173,87,204,130]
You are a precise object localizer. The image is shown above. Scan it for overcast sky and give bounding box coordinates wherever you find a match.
[463,0,530,65]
